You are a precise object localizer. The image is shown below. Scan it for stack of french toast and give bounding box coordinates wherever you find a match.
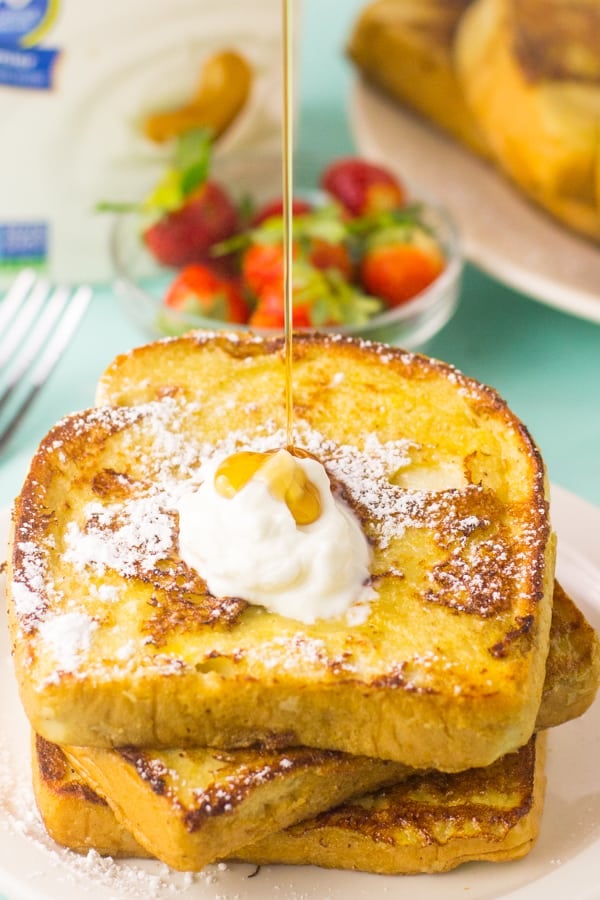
[348,0,600,242]
[6,331,600,875]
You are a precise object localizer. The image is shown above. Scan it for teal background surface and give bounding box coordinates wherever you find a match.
[0,0,599,509]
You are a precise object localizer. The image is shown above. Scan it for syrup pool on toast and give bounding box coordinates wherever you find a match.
[214,449,321,525]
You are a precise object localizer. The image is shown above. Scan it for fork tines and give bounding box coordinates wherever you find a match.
[0,269,92,454]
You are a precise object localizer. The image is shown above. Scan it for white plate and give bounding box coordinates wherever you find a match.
[1,484,599,900]
[350,78,600,324]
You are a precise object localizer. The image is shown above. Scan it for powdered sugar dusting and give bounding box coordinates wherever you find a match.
[11,578,41,617]
[13,540,47,616]
[64,498,176,578]
[10,392,547,678]
[38,613,98,674]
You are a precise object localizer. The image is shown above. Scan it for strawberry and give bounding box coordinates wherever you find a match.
[321,158,406,217]
[247,255,381,330]
[249,281,313,329]
[144,180,239,268]
[242,242,286,296]
[242,235,353,298]
[251,197,313,226]
[360,226,445,307]
[247,256,327,329]
[99,130,241,268]
[306,237,354,281]
[163,263,249,323]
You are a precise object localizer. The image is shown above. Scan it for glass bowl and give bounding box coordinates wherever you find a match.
[110,152,463,349]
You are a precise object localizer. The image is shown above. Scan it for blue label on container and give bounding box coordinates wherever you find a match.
[0,0,60,88]
[0,222,48,264]
[0,43,59,88]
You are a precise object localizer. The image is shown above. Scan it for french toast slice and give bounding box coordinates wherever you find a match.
[32,735,150,859]
[34,734,546,874]
[539,580,600,729]
[57,742,409,871]
[8,333,555,770]
[37,580,598,870]
[347,0,489,156]
[239,734,547,873]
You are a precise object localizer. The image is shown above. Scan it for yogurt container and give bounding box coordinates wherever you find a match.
[0,0,294,286]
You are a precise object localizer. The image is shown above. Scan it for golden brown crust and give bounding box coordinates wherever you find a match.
[32,735,151,858]
[35,735,106,807]
[116,744,370,829]
[510,0,600,84]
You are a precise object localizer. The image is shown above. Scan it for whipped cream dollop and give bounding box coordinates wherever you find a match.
[176,450,375,624]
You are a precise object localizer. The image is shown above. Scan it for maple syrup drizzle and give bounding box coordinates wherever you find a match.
[212,4,321,524]
[282,0,294,450]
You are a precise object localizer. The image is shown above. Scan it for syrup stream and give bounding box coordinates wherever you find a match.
[282,0,294,449]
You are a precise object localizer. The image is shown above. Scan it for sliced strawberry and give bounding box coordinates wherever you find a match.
[249,281,313,329]
[360,226,445,307]
[307,237,354,281]
[321,158,406,217]
[241,235,354,299]
[164,263,249,323]
[242,242,287,296]
[144,180,239,268]
[247,256,381,330]
[251,197,313,226]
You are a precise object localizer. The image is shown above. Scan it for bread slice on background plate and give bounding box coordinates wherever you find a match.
[347,0,489,156]
[452,0,600,242]
[348,0,600,241]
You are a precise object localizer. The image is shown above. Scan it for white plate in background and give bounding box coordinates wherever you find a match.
[1,484,599,899]
[350,78,600,324]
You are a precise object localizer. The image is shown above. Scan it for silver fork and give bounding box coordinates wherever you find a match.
[0,270,92,454]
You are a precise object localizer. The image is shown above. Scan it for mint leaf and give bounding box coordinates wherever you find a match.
[99,128,214,217]
[144,168,185,214]
[176,128,213,198]
[310,295,334,326]
[297,205,349,244]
